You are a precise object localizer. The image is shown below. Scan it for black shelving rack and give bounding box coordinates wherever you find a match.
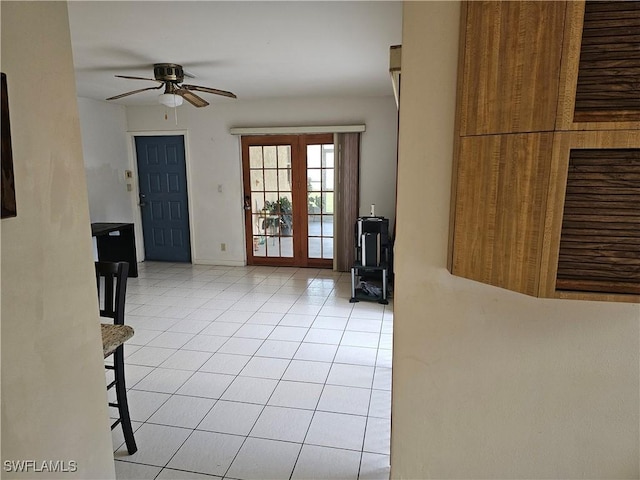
[349,216,391,304]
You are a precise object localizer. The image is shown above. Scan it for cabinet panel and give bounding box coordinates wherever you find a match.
[556,0,640,130]
[574,1,640,122]
[459,1,566,136]
[539,130,640,302]
[557,149,640,294]
[452,133,554,295]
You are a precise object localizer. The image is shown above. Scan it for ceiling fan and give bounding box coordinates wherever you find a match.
[106,63,236,107]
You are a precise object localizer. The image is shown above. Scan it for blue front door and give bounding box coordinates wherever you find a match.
[135,135,191,262]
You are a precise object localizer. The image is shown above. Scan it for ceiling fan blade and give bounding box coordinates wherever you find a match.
[181,84,237,99]
[115,75,161,82]
[176,89,209,108]
[106,84,164,101]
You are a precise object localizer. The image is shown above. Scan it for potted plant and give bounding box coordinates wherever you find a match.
[276,196,293,235]
[263,197,293,235]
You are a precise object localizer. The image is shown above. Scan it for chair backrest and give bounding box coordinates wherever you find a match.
[95,261,129,325]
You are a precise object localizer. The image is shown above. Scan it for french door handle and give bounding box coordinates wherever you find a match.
[244,195,251,211]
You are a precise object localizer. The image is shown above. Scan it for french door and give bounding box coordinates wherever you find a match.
[242,134,334,268]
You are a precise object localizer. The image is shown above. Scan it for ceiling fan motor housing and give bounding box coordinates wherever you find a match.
[154,63,184,83]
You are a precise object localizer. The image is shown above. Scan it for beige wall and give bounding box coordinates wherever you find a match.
[78,98,133,224]
[392,2,639,478]
[1,2,115,478]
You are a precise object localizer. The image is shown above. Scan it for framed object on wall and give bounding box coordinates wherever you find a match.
[1,72,17,219]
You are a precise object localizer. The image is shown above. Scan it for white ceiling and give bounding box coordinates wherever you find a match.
[68,1,403,106]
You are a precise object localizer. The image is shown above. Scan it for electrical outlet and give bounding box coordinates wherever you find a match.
[220,243,226,252]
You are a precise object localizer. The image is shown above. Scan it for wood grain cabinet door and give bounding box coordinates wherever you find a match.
[458,1,566,136]
[452,133,554,296]
[540,130,640,302]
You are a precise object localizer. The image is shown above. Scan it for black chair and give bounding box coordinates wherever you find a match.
[95,261,137,455]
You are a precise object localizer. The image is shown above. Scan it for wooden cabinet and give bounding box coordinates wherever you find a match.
[449,1,640,302]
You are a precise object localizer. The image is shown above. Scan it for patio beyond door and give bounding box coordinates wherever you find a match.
[242,134,334,268]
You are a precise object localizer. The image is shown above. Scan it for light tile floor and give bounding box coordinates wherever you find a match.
[111,262,392,480]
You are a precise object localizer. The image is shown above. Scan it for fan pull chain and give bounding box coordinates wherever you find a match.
[162,102,178,125]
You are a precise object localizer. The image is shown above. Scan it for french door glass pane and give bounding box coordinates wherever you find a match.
[250,170,264,191]
[251,214,264,235]
[323,148,335,168]
[322,216,334,236]
[322,192,334,214]
[308,237,322,259]
[265,191,279,204]
[322,170,334,191]
[249,146,263,168]
[322,238,333,259]
[278,169,292,191]
[263,146,277,168]
[307,169,321,191]
[307,145,321,168]
[266,237,280,257]
[278,146,291,168]
[281,237,293,257]
[264,170,278,190]
[308,192,321,214]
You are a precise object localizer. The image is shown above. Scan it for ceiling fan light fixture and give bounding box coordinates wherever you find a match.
[158,93,183,108]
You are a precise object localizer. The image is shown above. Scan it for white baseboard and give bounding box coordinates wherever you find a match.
[193,258,247,267]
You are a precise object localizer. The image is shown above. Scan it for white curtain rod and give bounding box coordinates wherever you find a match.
[229,125,366,135]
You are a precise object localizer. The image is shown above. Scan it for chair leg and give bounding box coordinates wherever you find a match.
[349,267,359,303]
[114,345,137,454]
